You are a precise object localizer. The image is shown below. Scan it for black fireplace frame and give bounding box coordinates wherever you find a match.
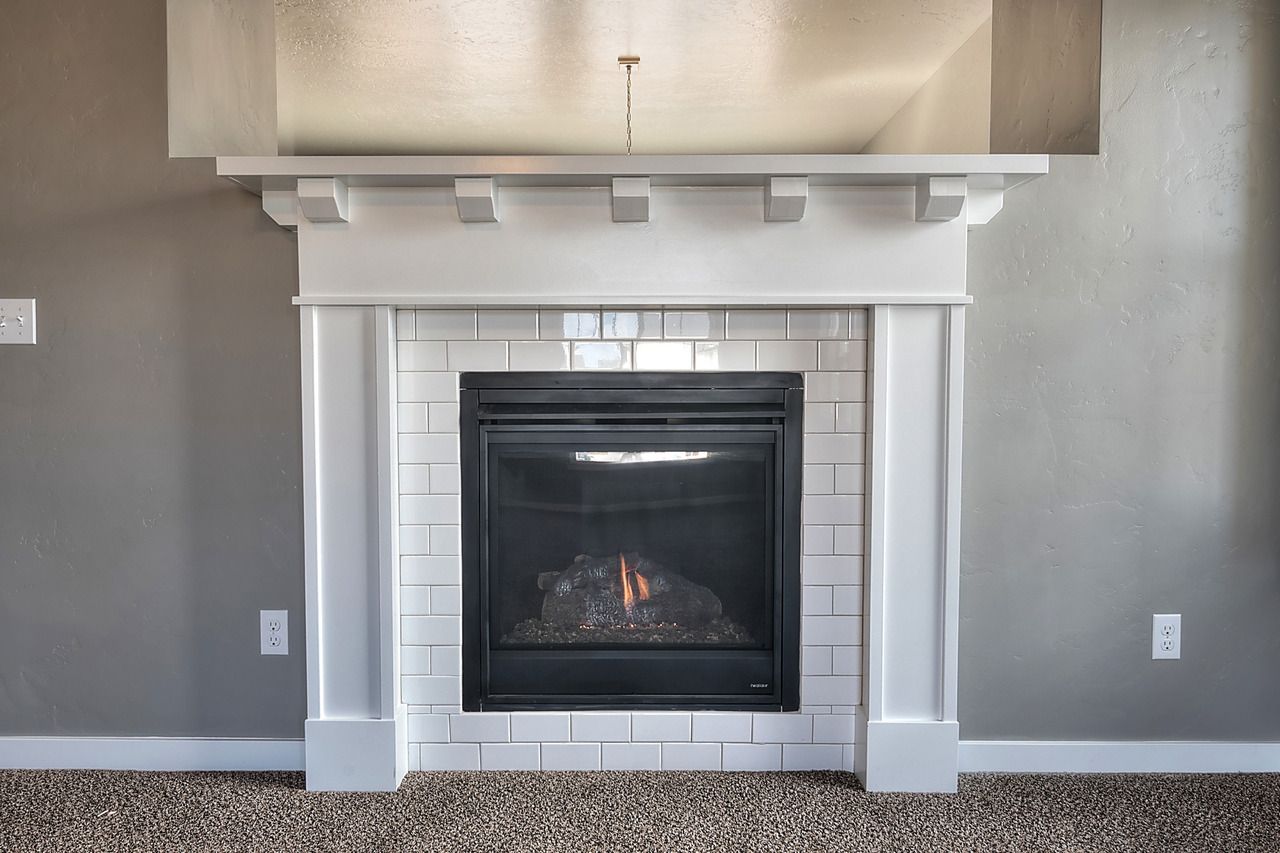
[460,371,802,712]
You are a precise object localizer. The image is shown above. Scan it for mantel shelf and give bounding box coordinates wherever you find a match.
[217,153,1048,193]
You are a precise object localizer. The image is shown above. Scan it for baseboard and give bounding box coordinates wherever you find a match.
[0,737,305,771]
[959,740,1280,774]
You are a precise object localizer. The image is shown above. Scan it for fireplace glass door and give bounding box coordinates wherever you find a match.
[461,372,801,711]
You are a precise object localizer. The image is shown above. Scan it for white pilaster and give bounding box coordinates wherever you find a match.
[856,304,963,792]
[301,305,406,790]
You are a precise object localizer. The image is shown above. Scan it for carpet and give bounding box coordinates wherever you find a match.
[1,770,1277,852]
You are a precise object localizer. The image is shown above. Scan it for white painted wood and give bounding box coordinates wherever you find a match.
[297,177,349,222]
[217,153,1048,192]
[262,190,298,230]
[862,721,958,792]
[305,710,406,791]
[915,176,968,221]
[454,177,499,222]
[611,177,650,222]
[765,176,808,221]
[293,294,974,307]
[0,737,303,771]
[959,741,1280,774]
[941,306,965,721]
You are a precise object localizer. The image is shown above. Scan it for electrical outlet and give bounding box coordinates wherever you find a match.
[1152,613,1180,660]
[0,299,37,345]
[260,609,288,655]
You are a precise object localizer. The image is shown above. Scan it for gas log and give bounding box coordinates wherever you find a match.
[537,552,723,628]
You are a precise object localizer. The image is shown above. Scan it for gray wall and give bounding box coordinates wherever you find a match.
[0,0,304,737]
[962,0,1280,740]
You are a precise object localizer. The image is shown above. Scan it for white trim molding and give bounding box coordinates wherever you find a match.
[0,737,304,771]
[959,740,1280,774]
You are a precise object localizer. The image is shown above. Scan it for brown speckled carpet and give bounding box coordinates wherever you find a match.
[1,770,1277,852]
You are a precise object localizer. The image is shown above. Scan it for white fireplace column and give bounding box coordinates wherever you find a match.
[220,154,1047,792]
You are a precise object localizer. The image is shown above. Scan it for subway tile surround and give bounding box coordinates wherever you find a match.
[396,308,866,771]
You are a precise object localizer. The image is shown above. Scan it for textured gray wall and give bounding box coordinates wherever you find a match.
[0,0,304,736]
[963,0,1280,740]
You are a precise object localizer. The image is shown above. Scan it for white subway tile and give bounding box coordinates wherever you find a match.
[832,651,862,676]
[691,713,752,743]
[430,586,461,615]
[416,310,477,340]
[833,526,863,556]
[844,744,857,772]
[402,555,461,585]
[694,341,755,370]
[726,310,787,340]
[832,585,862,615]
[402,676,460,705]
[802,586,833,616]
[851,309,869,340]
[803,433,863,465]
[402,615,461,646]
[398,341,448,372]
[447,340,508,371]
[396,310,415,341]
[602,311,662,339]
[601,743,660,770]
[782,743,844,770]
[400,464,432,495]
[572,341,632,370]
[635,341,693,370]
[401,586,431,616]
[427,403,460,433]
[431,706,462,715]
[835,403,866,434]
[805,372,865,403]
[802,645,833,676]
[662,743,722,770]
[723,743,781,771]
[397,403,429,433]
[539,310,600,340]
[429,464,461,495]
[400,494,460,526]
[541,743,601,770]
[420,743,479,770]
[571,713,630,742]
[803,617,861,646]
[663,310,724,340]
[408,713,449,743]
[400,526,431,555]
[833,464,863,496]
[803,676,860,705]
[402,646,432,675]
[804,495,864,526]
[752,714,812,744]
[399,372,459,403]
[818,340,868,371]
[430,525,461,555]
[511,713,570,742]
[803,403,835,433]
[803,465,835,495]
[788,310,848,340]
[802,555,860,585]
[802,525,835,556]
[477,310,538,340]
[399,433,459,464]
[451,713,510,743]
[482,743,540,770]
[632,713,691,742]
[431,646,462,675]
[813,714,856,744]
[510,340,571,370]
[757,340,817,371]
[801,705,832,716]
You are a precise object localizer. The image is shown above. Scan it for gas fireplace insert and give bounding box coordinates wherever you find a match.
[460,372,802,711]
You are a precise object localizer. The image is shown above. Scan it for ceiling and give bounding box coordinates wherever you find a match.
[274,0,992,156]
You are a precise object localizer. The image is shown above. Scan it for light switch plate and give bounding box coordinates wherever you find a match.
[0,299,36,344]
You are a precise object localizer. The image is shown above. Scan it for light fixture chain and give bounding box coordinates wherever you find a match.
[625,63,633,155]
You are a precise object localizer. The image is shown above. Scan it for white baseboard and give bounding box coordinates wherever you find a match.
[960,740,1280,774]
[0,737,305,771]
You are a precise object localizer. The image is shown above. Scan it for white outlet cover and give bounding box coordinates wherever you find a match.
[0,299,36,345]
[1152,613,1181,660]
[260,609,289,655]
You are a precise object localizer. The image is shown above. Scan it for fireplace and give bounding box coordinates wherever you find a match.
[460,372,803,711]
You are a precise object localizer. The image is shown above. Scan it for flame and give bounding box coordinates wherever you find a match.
[618,553,651,622]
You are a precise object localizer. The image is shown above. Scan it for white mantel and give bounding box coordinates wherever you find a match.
[219,154,1046,793]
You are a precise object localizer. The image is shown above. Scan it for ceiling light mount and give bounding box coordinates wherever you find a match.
[617,56,640,68]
